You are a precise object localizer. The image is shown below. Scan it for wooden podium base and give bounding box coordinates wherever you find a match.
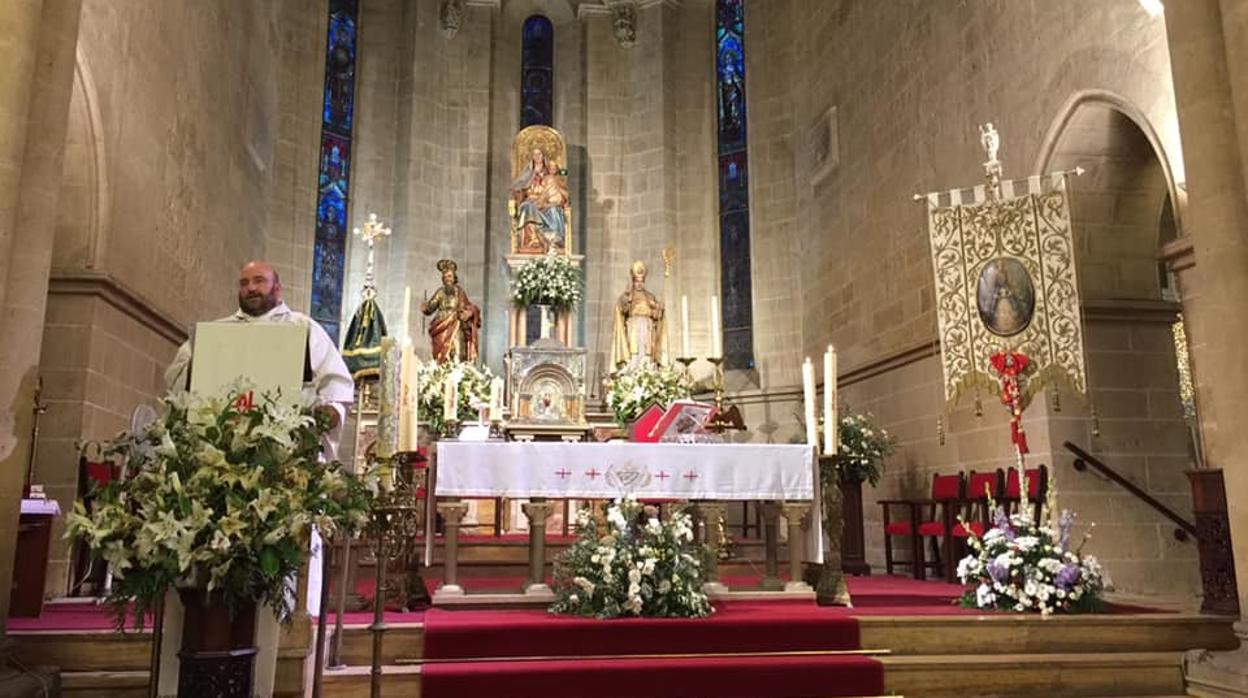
[175,589,258,698]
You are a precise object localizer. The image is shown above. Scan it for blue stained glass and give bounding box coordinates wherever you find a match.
[715,0,753,369]
[323,3,358,134]
[521,15,554,127]
[312,0,359,343]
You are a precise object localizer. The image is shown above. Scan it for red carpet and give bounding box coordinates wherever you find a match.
[423,601,863,660]
[421,601,881,698]
[421,654,885,698]
[11,575,1163,632]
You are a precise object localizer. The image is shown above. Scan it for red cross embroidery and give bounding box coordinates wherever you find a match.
[656,471,670,481]
[683,471,699,482]
[585,468,601,480]
[555,468,572,480]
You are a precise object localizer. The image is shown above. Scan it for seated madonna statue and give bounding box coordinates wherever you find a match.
[509,126,572,255]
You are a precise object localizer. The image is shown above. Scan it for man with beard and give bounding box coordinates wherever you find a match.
[164,260,354,441]
[158,261,353,697]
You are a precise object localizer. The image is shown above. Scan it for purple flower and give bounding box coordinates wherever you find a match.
[1055,564,1081,590]
[987,560,1010,584]
[992,507,1015,541]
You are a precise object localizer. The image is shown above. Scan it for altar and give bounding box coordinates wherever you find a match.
[431,441,825,605]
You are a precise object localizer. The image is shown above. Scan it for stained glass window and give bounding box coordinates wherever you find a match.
[715,0,754,369]
[521,15,554,128]
[311,0,359,344]
[522,15,555,344]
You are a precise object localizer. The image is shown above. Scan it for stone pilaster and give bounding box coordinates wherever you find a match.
[1165,1,1248,694]
[0,0,83,644]
[522,500,554,594]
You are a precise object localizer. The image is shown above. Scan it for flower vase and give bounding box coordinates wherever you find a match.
[176,588,258,698]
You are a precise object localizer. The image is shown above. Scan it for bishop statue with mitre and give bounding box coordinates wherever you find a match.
[611,260,666,368]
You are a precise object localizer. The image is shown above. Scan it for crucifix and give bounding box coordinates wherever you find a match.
[352,212,392,300]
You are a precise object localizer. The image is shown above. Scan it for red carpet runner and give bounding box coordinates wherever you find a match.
[421,602,884,697]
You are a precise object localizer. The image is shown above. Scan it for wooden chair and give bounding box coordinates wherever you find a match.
[1002,464,1048,525]
[880,472,964,580]
[947,469,1005,575]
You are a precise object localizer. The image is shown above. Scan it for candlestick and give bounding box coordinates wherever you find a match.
[823,345,837,456]
[802,357,818,448]
[412,358,421,445]
[401,286,412,345]
[681,295,691,358]
[675,356,695,384]
[443,373,459,426]
[489,377,504,422]
[710,295,722,358]
[399,344,414,450]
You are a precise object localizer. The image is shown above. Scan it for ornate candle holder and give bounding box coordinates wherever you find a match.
[674,356,695,383]
[704,357,746,433]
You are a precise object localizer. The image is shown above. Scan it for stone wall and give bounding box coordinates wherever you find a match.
[33,0,325,595]
[772,0,1197,595]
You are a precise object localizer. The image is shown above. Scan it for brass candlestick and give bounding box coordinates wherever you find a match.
[704,357,745,433]
[675,356,695,384]
[707,357,725,411]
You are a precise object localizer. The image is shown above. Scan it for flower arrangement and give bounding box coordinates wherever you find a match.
[412,359,494,435]
[550,498,713,619]
[605,362,693,426]
[511,253,583,311]
[66,385,375,627]
[956,480,1106,615]
[827,406,895,486]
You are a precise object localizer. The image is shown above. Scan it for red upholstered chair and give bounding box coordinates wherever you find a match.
[913,473,968,581]
[948,469,1004,573]
[879,472,964,580]
[1002,464,1048,526]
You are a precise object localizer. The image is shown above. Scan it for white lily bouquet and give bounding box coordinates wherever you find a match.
[550,498,713,619]
[412,359,494,435]
[511,253,583,311]
[956,482,1106,615]
[605,362,693,426]
[66,385,375,627]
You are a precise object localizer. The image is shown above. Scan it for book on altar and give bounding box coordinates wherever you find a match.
[190,322,308,406]
[636,400,718,443]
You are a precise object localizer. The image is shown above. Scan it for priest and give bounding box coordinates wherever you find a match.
[164,260,355,454]
[159,260,354,696]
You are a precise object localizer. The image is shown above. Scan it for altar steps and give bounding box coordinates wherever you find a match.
[324,611,1235,698]
[9,629,150,697]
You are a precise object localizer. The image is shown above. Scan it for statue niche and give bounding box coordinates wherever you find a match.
[509,125,572,255]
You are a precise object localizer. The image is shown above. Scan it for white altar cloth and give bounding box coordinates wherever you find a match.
[436,441,815,501]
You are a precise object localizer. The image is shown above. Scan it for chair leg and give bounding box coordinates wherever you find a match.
[884,533,894,575]
[913,535,926,581]
[943,535,955,581]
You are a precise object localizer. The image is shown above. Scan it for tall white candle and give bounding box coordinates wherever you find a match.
[399,344,414,450]
[710,295,722,358]
[823,345,836,455]
[802,357,818,448]
[681,295,691,358]
[489,377,504,422]
[443,373,458,423]
[401,286,412,345]
[412,358,421,444]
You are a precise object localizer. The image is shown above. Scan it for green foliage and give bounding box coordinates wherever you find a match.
[511,254,583,311]
[65,384,376,629]
[605,363,693,426]
[550,499,713,619]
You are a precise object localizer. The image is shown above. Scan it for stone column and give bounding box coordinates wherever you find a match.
[521,499,554,595]
[436,501,469,597]
[0,0,82,649]
[1166,1,1248,693]
[782,503,812,592]
[760,502,784,591]
[697,502,728,594]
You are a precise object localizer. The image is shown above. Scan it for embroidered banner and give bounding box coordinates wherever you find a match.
[925,174,1088,408]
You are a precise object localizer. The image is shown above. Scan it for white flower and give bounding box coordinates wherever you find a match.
[976,584,996,607]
